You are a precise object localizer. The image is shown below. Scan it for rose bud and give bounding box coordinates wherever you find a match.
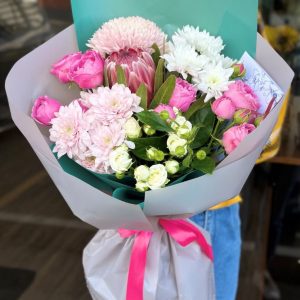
[31,95,61,125]
[164,160,180,175]
[233,109,253,124]
[231,63,246,78]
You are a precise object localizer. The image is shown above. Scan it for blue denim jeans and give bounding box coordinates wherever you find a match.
[190,204,241,300]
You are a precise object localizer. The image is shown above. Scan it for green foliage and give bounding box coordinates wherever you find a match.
[136,83,148,110]
[131,136,167,161]
[191,157,216,174]
[154,59,165,94]
[151,43,161,66]
[116,65,127,85]
[137,111,172,132]
[149,75,176,109]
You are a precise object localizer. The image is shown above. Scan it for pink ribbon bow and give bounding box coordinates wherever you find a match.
[118,219,213,300]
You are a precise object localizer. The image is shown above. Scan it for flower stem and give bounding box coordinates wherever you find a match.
[208,120,221,149]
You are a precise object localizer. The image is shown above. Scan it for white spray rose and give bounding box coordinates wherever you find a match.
[167,133,188,158]
[165,160,180,175]
[109,146,132,173]
[171,115,193,138]
[124,117,142,139]
[134,165,150,182]
[136,181,149,192]
[147,164,169,190]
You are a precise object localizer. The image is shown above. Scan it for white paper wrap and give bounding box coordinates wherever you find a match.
[5,26,294,230]
[83,220,215,300]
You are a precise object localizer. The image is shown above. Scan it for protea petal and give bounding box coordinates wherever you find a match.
[105,48,155,104]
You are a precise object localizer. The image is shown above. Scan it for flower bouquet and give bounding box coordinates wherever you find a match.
[5,1,294,299]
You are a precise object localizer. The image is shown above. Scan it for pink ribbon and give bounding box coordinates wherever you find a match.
[118,219,213,300]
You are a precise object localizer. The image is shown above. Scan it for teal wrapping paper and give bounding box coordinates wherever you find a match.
[71,0,258,58]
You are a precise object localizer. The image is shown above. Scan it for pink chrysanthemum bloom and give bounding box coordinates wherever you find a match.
[89,121,126,172]
[50,100,90,159]
[87,16,166,56]
[87,16,166,102]
[85,84,143,125]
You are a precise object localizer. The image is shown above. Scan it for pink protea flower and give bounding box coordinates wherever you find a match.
[87,16,167,56]
[105,48,155,101]
[50,100,90,159]
[85,84,143,125]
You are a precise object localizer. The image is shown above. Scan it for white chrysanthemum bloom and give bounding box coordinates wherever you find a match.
[109,145,132,174]
[134,165,150,182]
[87,16,167,56]
[89,121,126,170]
[165,160,180,175]
[215,54,236,69]
[124,117,142,139]
[85,84,143,125]
[173,26,224,57]
[50,101,90,159]
[193,62,234,102]
[162,42,208,79]
[167,133,188,158]
[147,164,169,190]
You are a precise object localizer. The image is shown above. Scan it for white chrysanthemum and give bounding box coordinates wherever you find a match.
[50,101,90,159]
[162,42,208,79]
[87,16,167,56]
[215,54,236,69]
[193,63,234,102]
[173,26,224,57]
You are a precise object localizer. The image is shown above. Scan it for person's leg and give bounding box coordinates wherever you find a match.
[190,204,241,300]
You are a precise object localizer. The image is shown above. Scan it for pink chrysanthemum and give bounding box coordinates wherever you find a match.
[87,16,167,56]
[89,121,126,171]
[85,83,143,125]
[50,100,90,159]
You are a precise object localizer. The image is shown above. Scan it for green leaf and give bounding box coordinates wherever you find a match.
[182,148,193,168]
[184,97,205,120]
[116,65,127,85]
[154,59,165,94]
[189,104,216,131]
[136,83,148,110]
[190,127,211,149]
[151,43,161,66]
[149,75,176,109]
[131,136,167,161]
[191,157,216,174]
[137,111,172,132]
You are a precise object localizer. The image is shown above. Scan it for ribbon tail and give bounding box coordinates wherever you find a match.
[126,231,152,300]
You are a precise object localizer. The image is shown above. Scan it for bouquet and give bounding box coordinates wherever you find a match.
[31,17,263,198]
[5,3,294,299]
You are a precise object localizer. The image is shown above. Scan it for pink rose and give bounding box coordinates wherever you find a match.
[70,50,105,89]
[154,104,176,119]
[224,81,260,112]
[51,52,82,83]
[212,96,236,119]
[222,124,256,154]
[31,96,61,125]
[169,78,196,112]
